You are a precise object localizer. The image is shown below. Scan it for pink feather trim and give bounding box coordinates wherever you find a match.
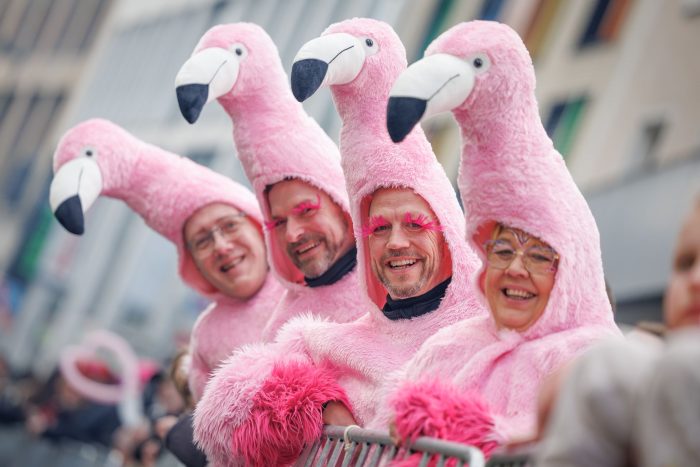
[230,360,351,466]
[291,194,321,215]
[391,379,499,463]
[362,215,390,237]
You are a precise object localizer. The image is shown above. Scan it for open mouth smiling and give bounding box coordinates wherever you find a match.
[386,258,419,270]
[502,288,536,300]
[220,256,245,273]
[295,241,320,256]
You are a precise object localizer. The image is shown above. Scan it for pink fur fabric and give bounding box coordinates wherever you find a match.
[423,21,618,337]
[52,119,283,403]
[188,274,284,402]
[386,20,622,445]
[322,19,483,318]
[193,340,348,467]
[232,360,350,467]
[392,380,499,464]
[181,23,365,340]
[52,118,263,297]
[184,23,351,290]
[192,19,488,465]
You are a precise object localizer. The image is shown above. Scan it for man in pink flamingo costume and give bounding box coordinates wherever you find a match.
[189,19,486,467]
[381,21,622,454]
[175,23,365,343]
[50,119,284,405]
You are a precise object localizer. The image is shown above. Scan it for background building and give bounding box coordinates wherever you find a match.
[1,0,698,376]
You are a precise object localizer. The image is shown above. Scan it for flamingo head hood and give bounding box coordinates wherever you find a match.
[291,18,481,318]
[176,23,350,288]
[387,21,616,338]
[50,118,263,297]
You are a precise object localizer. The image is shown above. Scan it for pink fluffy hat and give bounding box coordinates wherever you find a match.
[386,21,617,338]
[175,23,350,288]
[290,18,482,314]
[49,118,262,296]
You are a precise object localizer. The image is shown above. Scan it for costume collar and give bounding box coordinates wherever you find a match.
[305,246,357,288]
[382,277,452,320]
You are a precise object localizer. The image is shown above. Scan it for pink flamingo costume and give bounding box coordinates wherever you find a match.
[175,23,364,342]
[189,19,485,467]
[49,119,283,402]
[384,21,622,450]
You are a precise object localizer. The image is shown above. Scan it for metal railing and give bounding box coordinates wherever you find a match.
[295,425,486,467]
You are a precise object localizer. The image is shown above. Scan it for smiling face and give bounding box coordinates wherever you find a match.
[267,179,354,279]
[664,202,700,330]
[366,188,452,300]
[482,226,557,332]
[183,202,267,300]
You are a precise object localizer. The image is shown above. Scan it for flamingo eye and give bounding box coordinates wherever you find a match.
[362,36,379,56]
[468,53,490,74]
[230,43,248,60]
[83,147,96,158]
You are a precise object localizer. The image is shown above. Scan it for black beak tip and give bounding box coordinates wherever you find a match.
[291,59,329,102]
[386,96,428,143]
[176,84,209,124]
[54,195,85,235]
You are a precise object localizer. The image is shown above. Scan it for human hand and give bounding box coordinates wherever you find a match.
[322,401,357,426]
[154,415,179,440]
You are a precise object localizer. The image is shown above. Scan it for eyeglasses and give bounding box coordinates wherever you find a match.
[188,213,247,258]
[484,238,559,275]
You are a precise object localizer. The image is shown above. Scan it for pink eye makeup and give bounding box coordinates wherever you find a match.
[362,215,390,237]
[264,219,283,231]
[291,194,321,215]
[404,212,443,232]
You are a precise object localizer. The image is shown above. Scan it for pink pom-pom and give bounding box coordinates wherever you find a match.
[391,379,499,464]
[230,360,351,466]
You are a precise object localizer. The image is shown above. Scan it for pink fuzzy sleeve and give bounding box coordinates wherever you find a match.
[193,341,349,467]
[188,348,210,404]
[231,360,351,466]
[391,379,499,458]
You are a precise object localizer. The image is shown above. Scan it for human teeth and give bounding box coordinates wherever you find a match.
[221,257,244,272]
[504,289,534,299]
[298,242,319,254]
[389,259,416,268]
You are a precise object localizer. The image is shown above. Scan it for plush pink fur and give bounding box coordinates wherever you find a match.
[53,119,284,404]
[187,23,351,289]
[184,24,365,344]
[391,380,499,464]
[259,267,363,341]
[52,119,263,297]
[231,360,350,467]
[323,19,482,317]
[192,20,489,465]
[193,341,347,467]
[386,20,622,444]
[188,274,284,401]
[422,21,618,337]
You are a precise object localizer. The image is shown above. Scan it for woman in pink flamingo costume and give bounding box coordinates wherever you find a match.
[383,21,622,453]
[49,118,283,403]
[175,23,365,341]
[189,18,486,467]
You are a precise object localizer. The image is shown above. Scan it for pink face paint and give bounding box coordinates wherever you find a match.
[264,219,281,231]
[362,215,390,237]
[404,212,443,232]
[291,194,321,215]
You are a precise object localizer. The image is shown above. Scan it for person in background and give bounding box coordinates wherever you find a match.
[536,197,700,467]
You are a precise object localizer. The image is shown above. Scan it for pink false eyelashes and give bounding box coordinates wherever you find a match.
[291,194,321,215]
[362,215,390,237]
[362,213,443,237]
[264,195,321,230]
